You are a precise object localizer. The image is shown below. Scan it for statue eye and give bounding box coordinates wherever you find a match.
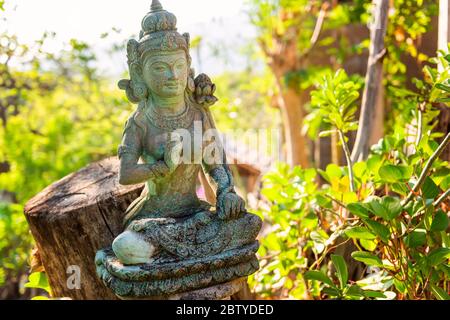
[152,64,166,72]
[175,63,185,70]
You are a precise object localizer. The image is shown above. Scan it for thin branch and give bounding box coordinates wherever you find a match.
[433,188,450,207]
[298,2,330,60]
[415,102,426,148]
[338,130,355,192]
[310,2,330,46]
[402,132,450,206]
[324,194,347,209]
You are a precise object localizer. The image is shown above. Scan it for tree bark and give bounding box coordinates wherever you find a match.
[351,0,389,163]
[24,157,144,300]
[277,87,309,167]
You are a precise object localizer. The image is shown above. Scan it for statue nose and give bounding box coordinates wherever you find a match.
[168,67,179,80]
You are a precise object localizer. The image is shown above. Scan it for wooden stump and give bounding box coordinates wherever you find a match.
[24,157,144,300]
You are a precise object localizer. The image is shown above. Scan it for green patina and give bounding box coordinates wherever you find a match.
[95,0,262,299]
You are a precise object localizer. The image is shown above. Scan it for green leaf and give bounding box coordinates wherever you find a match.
[364,219,390,243]
[435,83,450,93]
[351,251,383,267]
[353,162,367,179]
[347,202,370,218]
[422,177,440,199]
[304,270,335,288]
[331,254,348,289]
[430,210,449,232]
[368,198,389,220]
[424,205,434,231]
[345,285,365,299]
[363,290,387,299]
[381,196,402,220]
[326,164,342,179]
[360,239,377,251]
[378,164,411,182]
[404,229,426,248]
[430,284,450,300]
[345,227,377,240]
[24,272,51,294]
[367,196,402,221]
[367,155,383,174]
[427,248,450,267]
[322,286,341,297]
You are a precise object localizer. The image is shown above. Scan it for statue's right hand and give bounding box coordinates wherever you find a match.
[149,161,171,179]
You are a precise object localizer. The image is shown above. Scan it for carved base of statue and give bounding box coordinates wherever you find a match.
[95,209,262,299]
[111,278,248,300]
[95,243,259,299]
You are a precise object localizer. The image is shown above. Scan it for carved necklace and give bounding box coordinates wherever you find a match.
[145,99,194,131]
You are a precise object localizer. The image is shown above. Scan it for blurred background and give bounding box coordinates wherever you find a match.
[0,0,448,300]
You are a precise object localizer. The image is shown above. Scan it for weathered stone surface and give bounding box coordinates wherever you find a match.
[118,278,248,300]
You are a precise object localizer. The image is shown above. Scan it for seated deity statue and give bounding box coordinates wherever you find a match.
[95,0,262,299]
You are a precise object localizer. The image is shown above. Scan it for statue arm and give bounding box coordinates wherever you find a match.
[200,109,235,193]
[118,116,169,185]
[201,109,245,219]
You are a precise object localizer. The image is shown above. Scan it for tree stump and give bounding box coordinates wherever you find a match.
[24,157,144,300]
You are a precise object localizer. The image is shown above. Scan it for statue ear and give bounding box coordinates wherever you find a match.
[129,63,148,101]
[118,39,148,103]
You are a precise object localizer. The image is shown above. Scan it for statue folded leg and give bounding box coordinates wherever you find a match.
[111,210,262,265]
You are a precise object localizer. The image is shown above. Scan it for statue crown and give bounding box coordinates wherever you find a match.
[140,0,178,39]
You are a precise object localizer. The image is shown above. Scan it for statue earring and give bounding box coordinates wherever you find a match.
[187,76,195,93]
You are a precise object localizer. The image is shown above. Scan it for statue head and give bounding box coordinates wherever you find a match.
[119,0,195,103]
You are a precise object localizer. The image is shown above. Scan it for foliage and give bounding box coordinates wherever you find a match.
[384,0,439,134]
[24,271,51,300]
[251,60,450,300]
[310,69,362,136]
[211,71,280,132]
[0,202,31,287]
[0,31,133,296]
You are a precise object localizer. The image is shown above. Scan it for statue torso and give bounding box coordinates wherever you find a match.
[132,103,211,220]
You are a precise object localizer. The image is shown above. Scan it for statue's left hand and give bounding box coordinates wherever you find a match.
[194,73,218,108]
[217,192,246,220]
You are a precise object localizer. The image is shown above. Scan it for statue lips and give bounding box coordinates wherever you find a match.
[164,81,181,92]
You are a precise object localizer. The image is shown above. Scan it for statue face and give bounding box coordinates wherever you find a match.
[142,50,188,98]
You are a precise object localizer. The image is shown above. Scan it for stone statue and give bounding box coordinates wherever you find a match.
[95,0,262,299]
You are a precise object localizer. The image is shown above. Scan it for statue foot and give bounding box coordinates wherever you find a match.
[112,230,157,265]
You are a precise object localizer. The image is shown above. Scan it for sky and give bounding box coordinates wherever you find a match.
[1,0,258,76]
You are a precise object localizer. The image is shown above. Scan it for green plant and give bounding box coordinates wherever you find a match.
[24,272,51,300]
[0,202,32,288]
[252,58,450,300]
[304,254,386,300]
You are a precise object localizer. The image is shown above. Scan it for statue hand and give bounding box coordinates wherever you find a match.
[164,140,183,173]
[194,73,218,108]
[217,192,246,220]
[149,161,171,179]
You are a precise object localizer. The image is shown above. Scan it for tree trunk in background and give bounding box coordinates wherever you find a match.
[437,0,450,161]
[24,157,143,300]
[351,0,389,163]
[277,87,309,167]
[369,84,385,147]
[260,10,311,168]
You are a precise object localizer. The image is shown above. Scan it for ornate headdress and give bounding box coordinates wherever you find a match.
[119,0,192,103]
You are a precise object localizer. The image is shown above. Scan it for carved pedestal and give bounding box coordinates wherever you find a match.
[118,278,247,300]
[95,242,260,300]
